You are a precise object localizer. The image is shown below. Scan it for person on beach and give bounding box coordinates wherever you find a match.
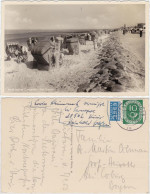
[49,36,55,46]
[14,47,19,58]
[17,45,28,63]
[27,37,38,51]
[140,28,143,37]
[91,32,98,50]
[97,36,102,48]
[93,39,98,50]
[6,43,11,60]
[123,28,126,35]
[6,43,18,60]
[87,33,91,41]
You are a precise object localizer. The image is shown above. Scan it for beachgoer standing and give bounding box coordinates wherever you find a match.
[91,32,98,50]
[123,28,126,35]
[140,28,143,37]
[87,33,91,41]
[93,39,98,50]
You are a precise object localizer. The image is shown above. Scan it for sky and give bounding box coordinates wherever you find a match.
[5,4,145,30]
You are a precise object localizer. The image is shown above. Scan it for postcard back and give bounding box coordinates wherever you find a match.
[1,98,149,193]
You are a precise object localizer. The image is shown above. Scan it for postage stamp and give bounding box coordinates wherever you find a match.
[123,100,143,124]
[110,101,121,121]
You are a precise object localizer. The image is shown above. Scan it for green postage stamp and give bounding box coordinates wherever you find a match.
[123,100,143,124]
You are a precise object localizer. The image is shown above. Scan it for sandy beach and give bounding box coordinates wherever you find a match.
[4,32,145,93]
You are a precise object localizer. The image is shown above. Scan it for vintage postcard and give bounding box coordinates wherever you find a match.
[2,98,149,193]
[1,1,149,96]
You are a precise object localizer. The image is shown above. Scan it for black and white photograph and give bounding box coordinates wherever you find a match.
[2,2,148,94]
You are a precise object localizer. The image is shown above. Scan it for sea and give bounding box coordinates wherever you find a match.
[5,29,93,43]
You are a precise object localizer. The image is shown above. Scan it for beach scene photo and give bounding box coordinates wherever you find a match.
[3,2,146,93]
